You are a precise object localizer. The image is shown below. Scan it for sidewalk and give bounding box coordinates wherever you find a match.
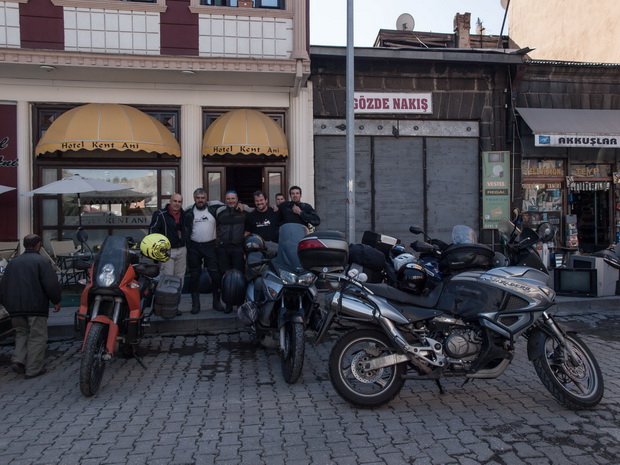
[44,291,619,342]
[47,293,242,341]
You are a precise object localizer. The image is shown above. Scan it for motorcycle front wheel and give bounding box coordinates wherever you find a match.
[281,321,305,384]
[79,321,108,397]
[532,332,604,409]
[329,328,406,408]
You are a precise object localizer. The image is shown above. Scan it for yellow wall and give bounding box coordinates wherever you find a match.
[508,0,620,63]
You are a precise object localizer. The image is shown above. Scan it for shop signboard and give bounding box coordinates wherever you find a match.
[535,134,620,148]
[482,151,510,229]
[0,104,18,240]
[353,92,432,114]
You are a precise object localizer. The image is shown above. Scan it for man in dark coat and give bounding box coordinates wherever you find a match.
[0,234,62,378]
[279,185,320,228]
[148,192,188,280]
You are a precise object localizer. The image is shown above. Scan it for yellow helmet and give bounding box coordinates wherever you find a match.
[140,234,171,262]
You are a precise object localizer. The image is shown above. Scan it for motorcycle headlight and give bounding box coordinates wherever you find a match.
[97,263,116,287]
[280,270,316,286]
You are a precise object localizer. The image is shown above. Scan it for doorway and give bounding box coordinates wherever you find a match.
[203,164,286,206]
[572,189,610,252]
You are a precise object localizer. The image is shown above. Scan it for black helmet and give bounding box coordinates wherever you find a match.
[397,263,427,294]
[243,234,266,254]
[221,269,247,305]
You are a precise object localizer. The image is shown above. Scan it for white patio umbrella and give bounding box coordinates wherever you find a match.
[24,174,133,227]
[0,185,15,195]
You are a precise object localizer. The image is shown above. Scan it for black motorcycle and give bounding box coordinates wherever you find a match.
[222,223,319,384]
[313,228,604,410]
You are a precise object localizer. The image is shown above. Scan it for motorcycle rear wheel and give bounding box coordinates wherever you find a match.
[79,322,108,397]
[532,332,604,409]
[329,328,405,408]
[281,321,305,384]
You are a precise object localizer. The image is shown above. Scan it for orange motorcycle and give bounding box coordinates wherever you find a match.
[76,233,180,397]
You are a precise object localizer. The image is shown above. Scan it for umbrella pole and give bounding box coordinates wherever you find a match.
[77,193,84,252]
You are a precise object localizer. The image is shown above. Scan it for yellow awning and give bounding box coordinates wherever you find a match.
[202,109,288,157]
[35,103,181,157]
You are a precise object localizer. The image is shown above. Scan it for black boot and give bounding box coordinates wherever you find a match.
[224,305,233,314]
[191,293,200,314]
[212,290,224,311]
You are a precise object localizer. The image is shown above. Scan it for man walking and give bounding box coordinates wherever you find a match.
[0,234,62,378]
[148,193,188,279]
[245,190,282,243]
[185,188,224,314]
[279,186,320,228]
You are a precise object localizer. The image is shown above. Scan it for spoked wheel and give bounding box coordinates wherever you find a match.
[329,329,406,408]
[79,322,108,397]
[280,321,305,384]
[532,332,604,409]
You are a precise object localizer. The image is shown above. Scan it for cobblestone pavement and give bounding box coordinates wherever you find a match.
[0,315,619,465]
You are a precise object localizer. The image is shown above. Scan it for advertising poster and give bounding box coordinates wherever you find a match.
[482,151,510,229]
[0,104,18,240]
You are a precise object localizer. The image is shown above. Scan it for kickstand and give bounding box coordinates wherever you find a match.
[132,345,147,370]
[435,379,445,395]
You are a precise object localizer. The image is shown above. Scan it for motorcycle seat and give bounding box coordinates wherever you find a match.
[365,282,443,308]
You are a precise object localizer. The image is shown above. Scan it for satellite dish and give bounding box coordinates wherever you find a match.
[396,13,415,31]
[500,0,509,10]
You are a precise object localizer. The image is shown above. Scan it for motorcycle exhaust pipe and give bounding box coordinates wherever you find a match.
[325,291,376,321]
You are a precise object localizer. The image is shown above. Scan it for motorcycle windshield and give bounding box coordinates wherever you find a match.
[92,235,130,288]
[451,225,477,244]
[274,223,307,271]
[498,218,516,242]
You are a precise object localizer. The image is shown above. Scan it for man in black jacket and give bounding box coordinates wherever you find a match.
[0,234,62,378]
[148,193,188,280]
[216,190,247,314]
[279,185,320,228]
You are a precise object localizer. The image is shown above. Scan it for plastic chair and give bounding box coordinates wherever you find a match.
[0,241,19,261]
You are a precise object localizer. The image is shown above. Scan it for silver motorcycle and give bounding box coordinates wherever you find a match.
[315,262,604,409]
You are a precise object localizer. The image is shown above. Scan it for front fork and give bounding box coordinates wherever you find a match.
[81,296,124,356]
[278,294,304,349]
[529,312,581,366]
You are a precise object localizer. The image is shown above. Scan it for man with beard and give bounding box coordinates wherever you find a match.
[244,190,282,243]
[185,188,224,314]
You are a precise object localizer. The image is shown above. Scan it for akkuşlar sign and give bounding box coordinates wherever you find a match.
[536,134,620,148]
[354,92,432,114]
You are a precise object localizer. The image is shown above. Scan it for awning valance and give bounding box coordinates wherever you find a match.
[35,103,181,157]
[516,107,620,148]
[202,109,288,157]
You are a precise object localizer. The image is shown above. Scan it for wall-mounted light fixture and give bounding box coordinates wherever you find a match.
[40,65,56,72]
[181,70,195,76]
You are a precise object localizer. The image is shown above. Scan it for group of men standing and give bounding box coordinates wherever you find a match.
[148,186,320,315]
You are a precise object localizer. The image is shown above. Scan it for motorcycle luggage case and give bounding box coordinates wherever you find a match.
[298,231,349,271]
[361,230,399,258]
[153,274,182,319]
[439,243,495,273]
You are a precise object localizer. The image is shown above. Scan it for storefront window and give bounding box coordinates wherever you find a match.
[37,167,176,249]
[521,159,564,240]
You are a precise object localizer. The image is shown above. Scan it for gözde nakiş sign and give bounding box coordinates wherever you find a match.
[354,93,433,114]
[535,134,620,148]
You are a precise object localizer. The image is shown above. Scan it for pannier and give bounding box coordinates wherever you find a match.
[298,231,349,272]
[361,230,400,258]
[153,274,182,319]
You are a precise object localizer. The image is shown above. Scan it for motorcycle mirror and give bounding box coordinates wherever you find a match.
[77,228,88,244]
[409,225,424,235]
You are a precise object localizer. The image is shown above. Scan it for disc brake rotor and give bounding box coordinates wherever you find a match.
[350,349,384,384]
